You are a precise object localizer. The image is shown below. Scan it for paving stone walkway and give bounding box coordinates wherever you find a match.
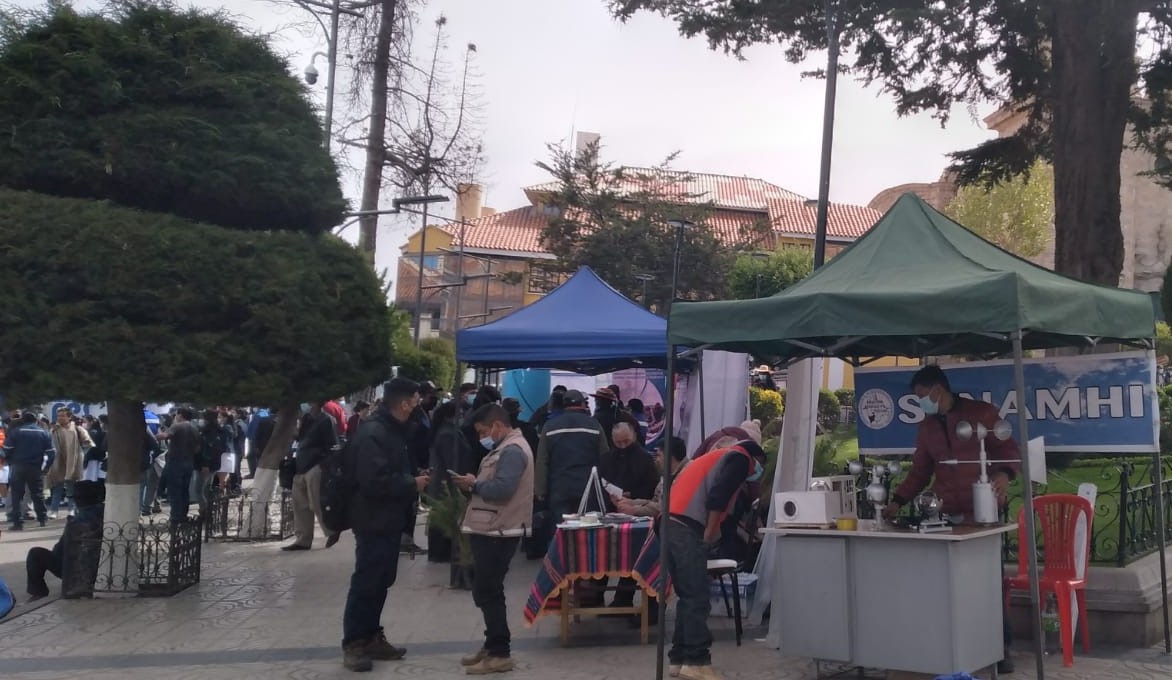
[1,522,1171,679]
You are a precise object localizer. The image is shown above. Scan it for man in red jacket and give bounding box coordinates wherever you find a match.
[883,364,1018,674]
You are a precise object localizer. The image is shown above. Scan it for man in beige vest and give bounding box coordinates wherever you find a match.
[47,409,93,519]
[453,404,534,675]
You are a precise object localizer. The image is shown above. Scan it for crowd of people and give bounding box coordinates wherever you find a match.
[1,378,768,680]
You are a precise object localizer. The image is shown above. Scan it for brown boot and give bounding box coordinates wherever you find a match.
[343,640,373,672]
[365,630,406,660]
[465,655,515,675]
[461,648,488,666]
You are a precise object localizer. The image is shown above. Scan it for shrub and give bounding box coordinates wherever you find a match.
[834,388,855,408]
[818,389,842,426]
[750,387,783,424]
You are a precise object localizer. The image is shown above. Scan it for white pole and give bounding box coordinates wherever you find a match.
[1012,330,1045,679]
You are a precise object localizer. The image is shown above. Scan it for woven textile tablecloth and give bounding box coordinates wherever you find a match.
[523,521,664,625]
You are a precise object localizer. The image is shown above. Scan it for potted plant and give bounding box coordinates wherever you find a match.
[424,484,474,589]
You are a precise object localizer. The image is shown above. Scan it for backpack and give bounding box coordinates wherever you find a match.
[319,439,354,534]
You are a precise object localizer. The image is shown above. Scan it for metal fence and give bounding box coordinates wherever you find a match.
[204,488,294,542]
[999,455,1171,567]
[62,516,203,598]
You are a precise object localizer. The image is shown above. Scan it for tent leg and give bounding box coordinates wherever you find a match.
[1012,331,1045,680]
[1154,443,1171,653]
[697,352,707,442]
[656,347,676,680]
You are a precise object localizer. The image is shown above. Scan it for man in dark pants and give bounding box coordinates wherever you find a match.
[341,378,430,673]
[665,439,766,680]
[3,412,54,530]
[452,403,534,675]
[27,480,105,600]
[157,408,201,524]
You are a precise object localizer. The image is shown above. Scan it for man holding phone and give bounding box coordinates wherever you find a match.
[451,404,534,675]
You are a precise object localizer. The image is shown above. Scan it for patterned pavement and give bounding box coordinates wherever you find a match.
[1,523,1172,680]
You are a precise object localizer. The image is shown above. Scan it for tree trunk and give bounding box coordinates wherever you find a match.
[1049,1,1138,285]
[357,0,399,265]
[104,399,145,592]
[245,402,300,538]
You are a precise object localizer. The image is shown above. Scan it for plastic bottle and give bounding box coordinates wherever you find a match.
[1042,593,1061,655]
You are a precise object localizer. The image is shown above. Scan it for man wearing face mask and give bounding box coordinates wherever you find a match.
[451,404,534,675]
[599,422,660,618]
[883,364,1018,674]
[664,438,767,680]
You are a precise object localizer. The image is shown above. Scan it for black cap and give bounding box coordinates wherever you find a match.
[563,389,587,406]
[385,377,420,399]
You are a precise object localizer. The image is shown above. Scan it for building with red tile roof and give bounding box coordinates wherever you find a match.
[396,166,881,340]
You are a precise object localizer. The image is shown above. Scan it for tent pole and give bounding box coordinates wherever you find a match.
[1012,330,1045,679]
[1153,428,1171,652]
[698,352,707,441]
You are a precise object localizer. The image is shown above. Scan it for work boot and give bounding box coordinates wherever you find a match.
[365,630,406,660]
[461,648,488,666]
[342,640,373,672]
[679,665,724,680]
[465,655,515,675]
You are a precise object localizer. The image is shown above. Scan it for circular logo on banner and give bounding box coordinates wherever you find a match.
[858,389,895,430]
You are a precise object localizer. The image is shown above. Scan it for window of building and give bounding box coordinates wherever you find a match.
[528,264,562,294]
[421,254,444,271]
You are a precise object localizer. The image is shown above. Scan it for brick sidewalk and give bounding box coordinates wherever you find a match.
[1,526,1171,679]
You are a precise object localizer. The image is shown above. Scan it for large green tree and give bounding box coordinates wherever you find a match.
[610,1,1172,287]
[0,2,388,539]
[727,247,814,299]
[537,141,769,310]
[945,160,1054,258]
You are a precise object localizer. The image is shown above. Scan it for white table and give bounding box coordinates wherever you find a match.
[763,523,1016,677]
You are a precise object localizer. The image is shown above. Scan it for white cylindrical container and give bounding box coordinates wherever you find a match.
[972,481,999,524]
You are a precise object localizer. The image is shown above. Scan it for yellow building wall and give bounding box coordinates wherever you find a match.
[829,356,921,391]
[402,226,454,255]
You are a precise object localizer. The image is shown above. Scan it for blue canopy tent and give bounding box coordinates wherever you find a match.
[455,266,668,374]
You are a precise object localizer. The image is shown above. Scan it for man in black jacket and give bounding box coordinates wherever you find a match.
[341,378,430,673]
[284,402,339,552]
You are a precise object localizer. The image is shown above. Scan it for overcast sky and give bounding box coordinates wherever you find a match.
[38,0,997,276]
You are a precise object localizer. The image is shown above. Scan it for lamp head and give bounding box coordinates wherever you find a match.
[303,63,319,85]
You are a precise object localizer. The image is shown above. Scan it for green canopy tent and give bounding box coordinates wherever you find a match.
[668,193,1160,678]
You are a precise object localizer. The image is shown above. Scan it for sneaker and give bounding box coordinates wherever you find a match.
[461,648,488,666]
[342,641,373,672]
[679,665,724,680]
[281,544,310,551]
[364,631,406,660]
[465,656,514,675]
[38,519,47,527]
[46,512,58,520]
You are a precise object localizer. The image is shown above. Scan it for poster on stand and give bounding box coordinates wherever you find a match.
[854,351,1158,455]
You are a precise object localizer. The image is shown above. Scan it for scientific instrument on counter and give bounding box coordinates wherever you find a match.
[847,459,902,530]
[943,419,1050,526]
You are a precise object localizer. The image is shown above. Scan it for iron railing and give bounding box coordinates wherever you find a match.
[61,516,202,598]
[204,488,293,542]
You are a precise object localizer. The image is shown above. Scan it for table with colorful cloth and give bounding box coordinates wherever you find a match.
[523,521,665,644]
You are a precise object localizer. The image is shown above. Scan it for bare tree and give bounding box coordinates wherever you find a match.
[336,6,484,262]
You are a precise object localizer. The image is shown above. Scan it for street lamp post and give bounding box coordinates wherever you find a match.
[812,0,840,270]
[634,273,655,309]
[395,195,451,346]
[656,217,694,680]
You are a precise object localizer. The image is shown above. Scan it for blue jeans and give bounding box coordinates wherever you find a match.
[49,480,75,513]
[665,519,713,667]
[7,462,46,526]
[342,533,402,646]
[163,461,194,524]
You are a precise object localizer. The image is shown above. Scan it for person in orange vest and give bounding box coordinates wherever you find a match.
[664,439,766,680]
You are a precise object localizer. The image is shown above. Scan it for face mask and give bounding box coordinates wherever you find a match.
[918,392,939,416]
[747,460,764,483]
[300,403,311,414]
[465,394,476,406]
[479,434,496,449]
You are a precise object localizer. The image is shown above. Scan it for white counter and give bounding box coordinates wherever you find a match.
[765,523,1016,676]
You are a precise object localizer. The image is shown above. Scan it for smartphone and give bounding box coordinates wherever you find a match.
[446,469,460,477]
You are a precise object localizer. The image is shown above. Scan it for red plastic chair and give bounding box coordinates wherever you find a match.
[1003,493,1094,667]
